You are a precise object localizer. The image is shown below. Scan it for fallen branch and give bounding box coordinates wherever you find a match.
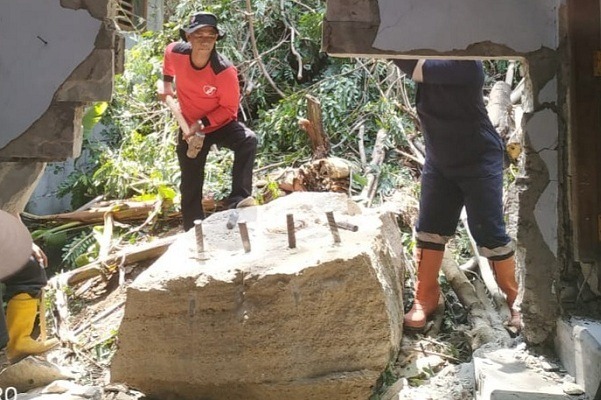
[459,208,506,310]
[48,274,74,344]
[254,160,289,173]
[74,300,125,338]
[510,78,525,105]
[440,251,509,349]
[473,279,513,338]
[409,347,461,363]
[61,235,177,287]
[25,200,165,224]
[505,60,516,85]
[73,195,104,212]
[486,80,513,140]
[394,148,424,166]
[408,136,425,161]
[358,124,367,170]
[361,128,387,207]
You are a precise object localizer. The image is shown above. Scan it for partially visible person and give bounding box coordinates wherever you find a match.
[392,59,520,331]
[0,210,59,363]
[159,11,257,231]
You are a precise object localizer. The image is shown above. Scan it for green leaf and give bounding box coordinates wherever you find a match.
[158,185,177,201]
[82,102,109,138]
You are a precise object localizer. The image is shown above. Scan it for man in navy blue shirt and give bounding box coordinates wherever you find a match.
[393,60,520,331]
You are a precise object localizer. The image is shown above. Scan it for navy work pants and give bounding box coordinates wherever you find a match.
[177,120,257,231]
[416,163,511,250]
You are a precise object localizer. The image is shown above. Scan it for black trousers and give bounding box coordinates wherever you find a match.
[0,257,48,348]
[177,120,257,231]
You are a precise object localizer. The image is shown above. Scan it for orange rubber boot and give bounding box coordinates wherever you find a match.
[404,247,445,331]
[491,256,521,330]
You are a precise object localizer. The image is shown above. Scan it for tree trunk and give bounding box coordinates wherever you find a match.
[299,94,330,160]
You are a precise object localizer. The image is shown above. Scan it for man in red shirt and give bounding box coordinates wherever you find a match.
[160,12,257,231]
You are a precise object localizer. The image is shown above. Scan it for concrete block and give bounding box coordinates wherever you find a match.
[111,192,406,400]
[474,347,571,400]
[556,317,601,399]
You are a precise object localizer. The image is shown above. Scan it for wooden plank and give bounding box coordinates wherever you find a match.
[568,0,601,262]
[322,21,384,57]
[325,0,379,22]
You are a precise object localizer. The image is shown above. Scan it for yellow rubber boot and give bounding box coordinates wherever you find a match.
[490,256,522,330]
[404,247,445,331]
[6,293,59,363]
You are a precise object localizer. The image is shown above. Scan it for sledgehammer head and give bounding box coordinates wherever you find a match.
[226,210,240,229]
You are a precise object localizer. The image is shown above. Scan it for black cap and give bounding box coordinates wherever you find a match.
[180,12,225,42]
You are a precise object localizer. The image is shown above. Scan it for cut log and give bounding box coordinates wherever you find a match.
[318,157,350,179]
[295,158,350,193]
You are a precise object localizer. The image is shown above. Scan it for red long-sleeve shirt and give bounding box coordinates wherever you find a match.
[163,42,239,134]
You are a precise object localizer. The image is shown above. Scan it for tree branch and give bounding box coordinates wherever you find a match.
[244,2,285,98]
[281,0,303,80]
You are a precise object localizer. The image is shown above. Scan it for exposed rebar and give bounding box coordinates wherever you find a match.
[194,219,204,255]
[336,221,359,232]
[326,211,341,244]
[238,220,251,253]
[287,213,296,249]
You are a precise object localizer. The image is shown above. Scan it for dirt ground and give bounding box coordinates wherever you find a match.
[5,211,587,399]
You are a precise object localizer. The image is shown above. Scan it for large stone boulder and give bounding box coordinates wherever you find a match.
[111,192,406,399]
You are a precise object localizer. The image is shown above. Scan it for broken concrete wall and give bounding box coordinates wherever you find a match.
[0,0,121,212]
[323,0,565,345]
[111,192,406,400]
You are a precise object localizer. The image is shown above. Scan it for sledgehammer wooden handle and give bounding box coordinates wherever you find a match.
[157,80,191,137]
[165,95,191,137]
